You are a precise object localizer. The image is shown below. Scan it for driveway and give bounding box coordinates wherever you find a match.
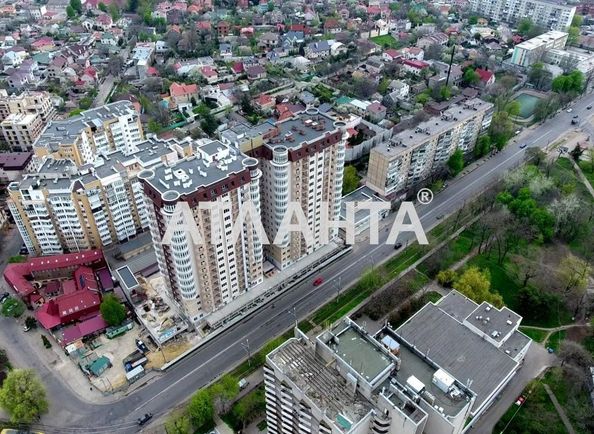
[468,343,556,434]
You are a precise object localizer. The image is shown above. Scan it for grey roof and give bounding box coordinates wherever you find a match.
[141,140,252,197]
[264,111,339,150]
[436,290,477,321]
[340,185,387,223]
[501,331,531,360]
[395,303,519,413]
[465,302,522,344]
[35,101,137,151]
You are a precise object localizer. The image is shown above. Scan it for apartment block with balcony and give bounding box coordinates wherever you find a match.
[33,101,144,167]
[139,140,264,324]
[0,89,56,151]
[240,108,347,270]
[7,137,182,256]
[366,99,493,199]
[469,0,575,31]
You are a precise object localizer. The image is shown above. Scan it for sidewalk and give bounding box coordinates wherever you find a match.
[543,384,577,434]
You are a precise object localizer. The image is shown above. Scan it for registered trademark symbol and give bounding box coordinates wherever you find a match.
[417,188,433,205]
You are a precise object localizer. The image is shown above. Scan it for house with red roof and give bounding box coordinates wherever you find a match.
[254,94,275,112]
[231,62,244,76]
[382,49,401,62]
[169,82,199,110]
[31,36,55,52]
[217,21,231,37]
[324,19,342,34]
[199,65,218,83]
[475,68,495,87]
[402,59,430,75]
[79,66,98,85]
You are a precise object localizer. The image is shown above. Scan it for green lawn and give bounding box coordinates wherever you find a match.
[578,160,594,189]
[545,330,566,352]
[467,255,521,309]
[370,34,399,48]
[519,327,548,343]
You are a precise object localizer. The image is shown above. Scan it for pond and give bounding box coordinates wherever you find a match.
[513,92,544,119]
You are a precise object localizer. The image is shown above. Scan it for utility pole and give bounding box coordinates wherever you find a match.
[241,339,252,366]
[445,37,456,87]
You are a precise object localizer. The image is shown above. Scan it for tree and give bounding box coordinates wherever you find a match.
[447,149,464,176]
[453,266,503,307]
[41,335,51,349]
[474,135,492,158]
[342,165,360,195]
[106,56,124,76]
[424,43,443,61]
[66,5,76,18]
[570,144,583,162]
[572,15,584,28]
[552,70,584,94]
[567,26,580,46]
[208,374,239,413]
[437,269,457,287]
[164,410,192,434]
[108,4,121,22]
[462,68,480,86]
[99,294,126,326]
[187,390,214,431]
[232,389,266,429]
[98,2,108,13]
[559,341,593,370]
[528,63,552,91]
[0,369,48,424]
[517,18,533,36]
[69,0,82,14]
[557,254,591,295]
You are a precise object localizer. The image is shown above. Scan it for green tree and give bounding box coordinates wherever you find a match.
[98,2,108,13]
[453,266,503,307]
[416,92,430,105]
[232,389,266,429]
[517,18,533,36]
[571,15,584,27]
[468,16,478,25]
[66,5,76,18]
[99,294,126,326]
[570,144,583,161]
[567,26,580,45]
[108,4,121,21]
[69,0,82,14]
[462,68,480,86]
[437,269,457,287]
[208,374,239,413]
[447,149,464,176]
[187,390,214,431]
[164,410,191,434]
[0,369,48,424]
[474,135,492,158]
[1,298,25,318]
[342,165,360,195]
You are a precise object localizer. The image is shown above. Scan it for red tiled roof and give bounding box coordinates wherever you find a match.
[384,49,400,59]
[3,250,103,297]
[475,68,494,82]
[403,59,429,69]
[61,315,108,346]
[170,82,198,97]
[57,290,100,319]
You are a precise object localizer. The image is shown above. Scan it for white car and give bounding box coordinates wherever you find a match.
[567,108,573,113]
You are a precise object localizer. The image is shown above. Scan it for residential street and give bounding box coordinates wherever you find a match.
[1,93,593,434]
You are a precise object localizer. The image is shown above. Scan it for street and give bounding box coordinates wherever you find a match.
[2,92,593,433]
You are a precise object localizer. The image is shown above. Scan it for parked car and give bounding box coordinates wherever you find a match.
[394,242,403,250]
[313,277,324,286]
[0,292,9,304]
[587,105,592,110]
[566,108,573,113]
[238,378,249,390]
[519,143,527,149]
[19,244,28,255]
[137,413,153,426]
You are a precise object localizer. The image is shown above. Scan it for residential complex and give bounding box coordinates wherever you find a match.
[0,89,56,151]
[7,137,182,256]
[366,99,494,198]
[33,101,144,167]
[139,140,264,324]
[510,30,569,67]
[264,291,530,434]
[468,0,576,31]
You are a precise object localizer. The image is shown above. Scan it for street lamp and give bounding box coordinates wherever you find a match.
[241,339,251,366]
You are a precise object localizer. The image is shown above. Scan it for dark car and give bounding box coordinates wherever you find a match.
[0,292,9,304]
[394,242,403,250]
[519,143,527,149]
[19,244,28,255]
[313,277,324,286]
[587,105,592,110]
[137,413,153,426]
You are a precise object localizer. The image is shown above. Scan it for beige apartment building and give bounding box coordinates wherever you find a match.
[0,90,56,151]
[33,101,144,167]
[367,99,493,198]
[139,140,264,324]
[7,137,183,256]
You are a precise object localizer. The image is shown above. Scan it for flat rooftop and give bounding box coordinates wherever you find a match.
[516,30,568,50]
[269,338,373,432]
[373,98,493,159]
[328,324,393,383]
[465,301,522,344]
[395,303,519,413]
[264,110,339,150]
[35,101,136,151]
[340,185,388,224]
[140,140,252,197]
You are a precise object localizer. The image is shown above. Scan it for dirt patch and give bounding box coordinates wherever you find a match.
[145,338,192,369]
[565,325,590,343]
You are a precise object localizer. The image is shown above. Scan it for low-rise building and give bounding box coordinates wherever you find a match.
[510,30,568,67]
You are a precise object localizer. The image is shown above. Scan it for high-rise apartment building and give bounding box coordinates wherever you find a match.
[264,291,531,434]
[139,140,264,324]
[366,99,493,198]
[0,90,56,151]
[223,108,348,270]
[468,0,575,31]
[33,101,144,167]
[8,137,182,256]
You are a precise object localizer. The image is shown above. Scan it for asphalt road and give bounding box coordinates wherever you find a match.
[4,92,594,434]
